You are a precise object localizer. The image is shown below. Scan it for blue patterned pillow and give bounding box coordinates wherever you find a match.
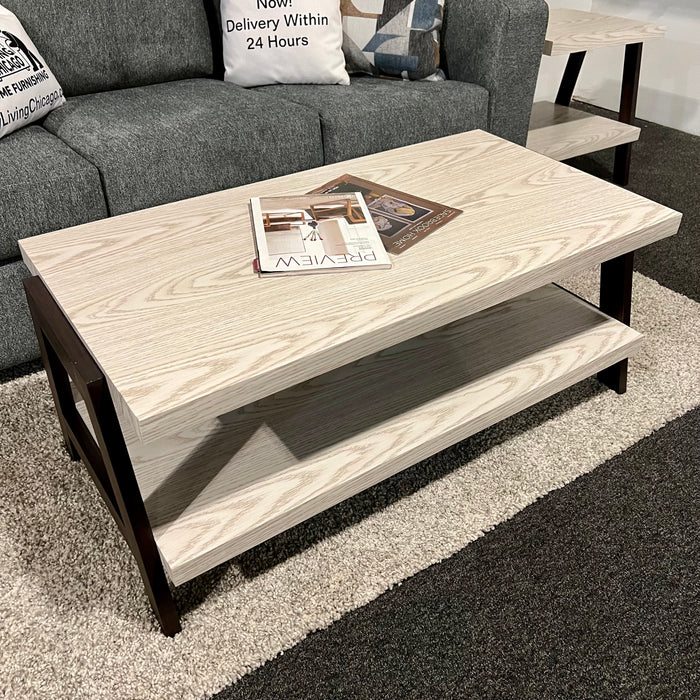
[341,0,444,81]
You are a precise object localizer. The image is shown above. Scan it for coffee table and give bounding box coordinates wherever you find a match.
[19,131,681,636]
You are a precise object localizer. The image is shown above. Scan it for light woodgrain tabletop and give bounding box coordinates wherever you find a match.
[544,8,665,56]
[20,130,681,444]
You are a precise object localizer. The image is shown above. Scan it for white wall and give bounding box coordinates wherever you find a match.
[534,1,700,136]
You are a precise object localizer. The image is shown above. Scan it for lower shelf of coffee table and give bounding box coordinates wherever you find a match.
[527,101,641,161]
[69,284,644,585]
[93,284,638,586]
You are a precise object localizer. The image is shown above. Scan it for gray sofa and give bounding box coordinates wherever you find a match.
[0,0,548,371]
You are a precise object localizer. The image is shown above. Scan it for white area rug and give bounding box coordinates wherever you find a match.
[1,270,699,699]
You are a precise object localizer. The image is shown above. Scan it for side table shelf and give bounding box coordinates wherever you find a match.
[527,101,640,162]
[527,8,665,183]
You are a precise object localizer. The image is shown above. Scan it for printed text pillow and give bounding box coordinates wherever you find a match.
[341,0,444,80]
[221,0,350,87]
[0,4,65,139]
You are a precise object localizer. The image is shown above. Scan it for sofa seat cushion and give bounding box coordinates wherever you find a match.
[42,79,324,216]
[255,75,489,164]
[0,125,107,261]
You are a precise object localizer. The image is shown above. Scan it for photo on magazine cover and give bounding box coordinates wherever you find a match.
[368,194,432,224]
[371,213,410,237]
[250,193,391,274]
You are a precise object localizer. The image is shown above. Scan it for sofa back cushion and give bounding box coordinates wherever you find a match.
[0,0,214,96]
[342,0,445,81]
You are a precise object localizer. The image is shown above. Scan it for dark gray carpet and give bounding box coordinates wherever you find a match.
[213,109,700,699]
[216,405,700,700]
[567,102,699,304]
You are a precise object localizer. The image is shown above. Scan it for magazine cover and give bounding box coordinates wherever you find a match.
[250,193,392,275]
[310,175,462,254]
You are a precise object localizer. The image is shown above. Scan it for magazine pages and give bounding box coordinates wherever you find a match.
[311,175,462,255]
[251,193,392,275]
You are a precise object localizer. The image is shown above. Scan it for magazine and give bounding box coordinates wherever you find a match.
[310,174,462,255]
[250,193,392,275]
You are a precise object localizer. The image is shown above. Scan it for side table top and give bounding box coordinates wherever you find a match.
[19,131,681,444]
[544,8,665,56]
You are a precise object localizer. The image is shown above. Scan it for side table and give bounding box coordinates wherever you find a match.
[527,8,665,185]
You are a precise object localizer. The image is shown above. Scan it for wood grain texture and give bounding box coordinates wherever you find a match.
[19,130,681,443]
[544,8,665,56]
[527,101,641,161]
[138,285,643,584]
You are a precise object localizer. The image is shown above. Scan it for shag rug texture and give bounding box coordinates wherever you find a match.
[1,269,699,699]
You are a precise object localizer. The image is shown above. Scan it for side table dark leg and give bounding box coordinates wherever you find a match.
[555,51,587,106]
[613,42,643,186]
[597,252,634,393]
[23,276,182,637]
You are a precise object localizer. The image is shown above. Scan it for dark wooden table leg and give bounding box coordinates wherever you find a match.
[597,252,634,393]
[555,51,587,106]
[613,42,643,186]
[35,331,80,460]
[85,374,182,637]
[23,276,182,637]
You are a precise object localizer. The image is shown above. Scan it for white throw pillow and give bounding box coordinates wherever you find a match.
[0,4,65,139]
[221,0,349,87]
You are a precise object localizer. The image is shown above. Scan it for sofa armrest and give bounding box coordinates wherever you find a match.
[441,0,549,146]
